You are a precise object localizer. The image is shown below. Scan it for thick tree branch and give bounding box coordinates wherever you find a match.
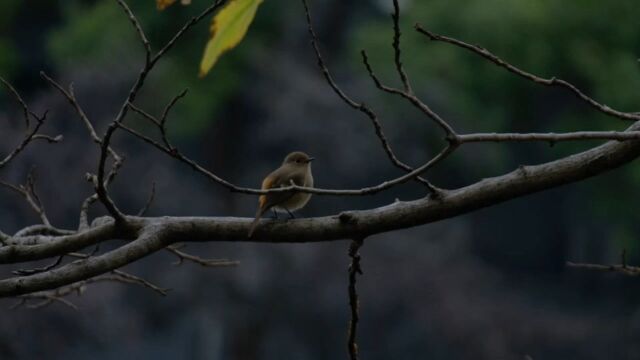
[0,222,127,264]
[458,131,640,144]
[2,118,640,297]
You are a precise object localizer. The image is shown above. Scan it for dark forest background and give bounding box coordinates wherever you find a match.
[1,0,639,359]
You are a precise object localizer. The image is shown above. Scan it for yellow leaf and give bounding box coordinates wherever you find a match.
[199,0,263,77]
[156,0,177,10]
[157,0,190,11]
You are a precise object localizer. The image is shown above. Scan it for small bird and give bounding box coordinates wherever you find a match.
[248,151,314,237]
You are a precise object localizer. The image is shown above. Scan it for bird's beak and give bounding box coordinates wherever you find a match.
[307,157,315,163]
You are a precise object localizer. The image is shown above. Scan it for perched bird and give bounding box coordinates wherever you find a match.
[248,151,314,237]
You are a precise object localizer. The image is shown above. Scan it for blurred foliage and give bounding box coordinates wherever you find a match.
[0,39,19,80]
[48,1,139,68]
[0,0,21,78]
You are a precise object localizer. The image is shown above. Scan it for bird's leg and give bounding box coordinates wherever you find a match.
[272,209,279,219]
[285,208,295,219]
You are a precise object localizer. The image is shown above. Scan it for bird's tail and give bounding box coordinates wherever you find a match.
[248,207,266,238]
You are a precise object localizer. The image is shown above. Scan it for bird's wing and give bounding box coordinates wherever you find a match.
[259,166,305,210]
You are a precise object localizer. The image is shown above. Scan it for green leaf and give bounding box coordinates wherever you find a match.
[199,0,263,77]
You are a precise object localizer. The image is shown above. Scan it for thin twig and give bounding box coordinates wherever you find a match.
[137,182,156,216]
[39,73,113,153]
[95,0,227,223]
[347,238,364,360]
[0,76,37,128]
[120,119,456,195]
[12,255,64,276]
[391,0,411,93]
[10,270,170,309]
[167,245,239,267]
[40,71,125,223]
[567,261,640,276]
[300,0,434,190]
[127,88,187,149]
[361,50,457,138]
[0,169,52,226]
[0,106,59,169]
[115,0,152,64]
[151,0,228,65]
[414,24,640,122]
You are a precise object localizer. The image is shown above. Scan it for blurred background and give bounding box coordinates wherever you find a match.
[1,0,639,358]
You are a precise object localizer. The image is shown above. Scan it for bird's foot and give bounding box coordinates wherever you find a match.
[285,208,295,219]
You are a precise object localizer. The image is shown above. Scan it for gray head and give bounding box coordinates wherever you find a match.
[283,151,314,167]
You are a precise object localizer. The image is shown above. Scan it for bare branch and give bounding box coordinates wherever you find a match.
[137,182,156,216]
[151,0,228,65]
[347,238,363,360]
[0,168,52,227]
[0,119,55,169]
[13,255,64,276]
[414,24,640,122]
[127,88,188,150]
[13,225,74,238]
[120,119,455,196]
[0,89,60,169]
[11,269,169,310]
[300,0,434,190]
[391,0,411,93]
[40,72,109,150]
[110,270,170,296]
[118,1,455,198]
[78,194,98,231]
[167,245,239,267]
[40,72,125,224]
[4,0,640,311]
[5,118,640,297]
[0,76,36,128]
[458,131,640,144]
[160,88,188,127]
[94,0,227,223]
[127,102,161,127]
[0,222,125,264]
[115,0,152,64]
[567,261,640,276]
[361,50,457,138]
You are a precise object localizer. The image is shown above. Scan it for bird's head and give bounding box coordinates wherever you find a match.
[283,151,314,167]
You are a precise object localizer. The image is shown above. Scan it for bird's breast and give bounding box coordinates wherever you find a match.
[274,169,313,212]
